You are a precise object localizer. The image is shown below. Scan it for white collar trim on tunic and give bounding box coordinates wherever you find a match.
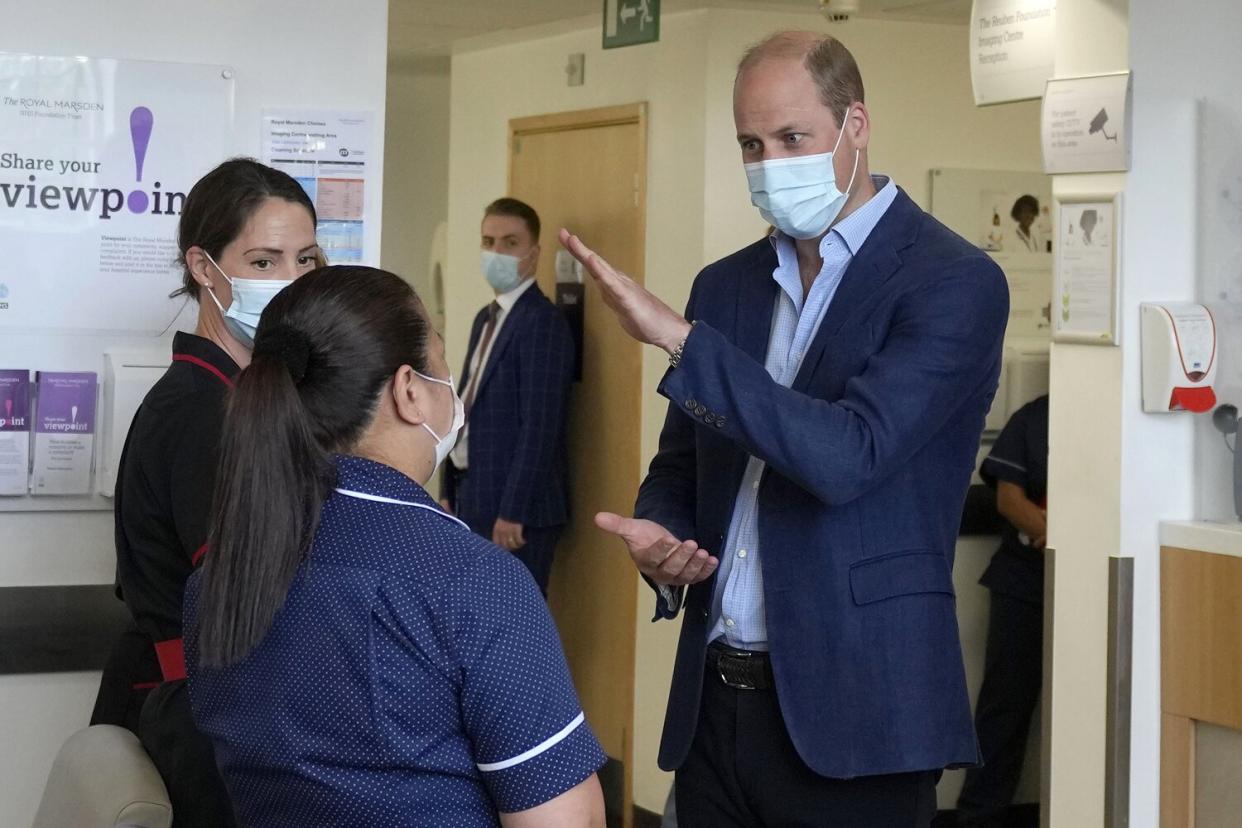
[333,487,470,532]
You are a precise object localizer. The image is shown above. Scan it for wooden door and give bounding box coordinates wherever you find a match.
[509,103,646,826]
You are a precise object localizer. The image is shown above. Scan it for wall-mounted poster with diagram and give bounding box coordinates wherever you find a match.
[261,109,376,265]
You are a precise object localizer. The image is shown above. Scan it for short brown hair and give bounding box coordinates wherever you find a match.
[737,31,865,126]
[483,197,541,243]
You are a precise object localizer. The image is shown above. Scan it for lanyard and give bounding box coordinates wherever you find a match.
[333,488,470,531]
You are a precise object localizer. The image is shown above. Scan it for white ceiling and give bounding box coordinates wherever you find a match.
[388,0,973,59]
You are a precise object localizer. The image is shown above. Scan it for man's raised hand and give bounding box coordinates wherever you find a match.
[558,228,692,353]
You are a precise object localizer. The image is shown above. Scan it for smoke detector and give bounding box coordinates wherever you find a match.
[819,0,860,22]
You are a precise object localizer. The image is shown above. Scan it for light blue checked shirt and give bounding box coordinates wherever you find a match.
[707,175,898,650]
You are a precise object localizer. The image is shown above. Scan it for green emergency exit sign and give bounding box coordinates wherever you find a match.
[603,0,659,49]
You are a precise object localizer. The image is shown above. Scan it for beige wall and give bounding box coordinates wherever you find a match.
[382,54,451,315]
[446,7,1043,813]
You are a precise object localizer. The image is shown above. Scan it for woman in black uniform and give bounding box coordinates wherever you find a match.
[91,157,322,826]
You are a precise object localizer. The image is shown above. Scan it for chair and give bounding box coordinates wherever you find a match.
[31,725,172,828]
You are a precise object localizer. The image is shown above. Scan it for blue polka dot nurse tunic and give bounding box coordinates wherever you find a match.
[184,455,606,827]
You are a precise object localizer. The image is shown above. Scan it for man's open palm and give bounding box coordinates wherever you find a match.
[594,512,717,586]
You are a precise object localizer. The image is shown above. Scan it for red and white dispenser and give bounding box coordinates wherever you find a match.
[1141,302,1217,413]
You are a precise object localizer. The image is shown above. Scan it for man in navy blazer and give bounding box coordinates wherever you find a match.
[442,198,575,594]
[560,32,1008,826]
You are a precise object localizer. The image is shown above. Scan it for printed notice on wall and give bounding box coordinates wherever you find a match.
[1054,199,1117,344]
[969,0,1056,106]
[0,369,30,495]
[0,53,234,333]
[31,371,97,495]
[261,110,375,264]
[1041,73,1132,174]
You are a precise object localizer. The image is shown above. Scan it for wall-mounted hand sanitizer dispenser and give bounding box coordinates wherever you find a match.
[1141,303,1217,413]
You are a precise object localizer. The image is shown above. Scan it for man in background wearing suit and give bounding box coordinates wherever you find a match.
[442,198,575,595]
[560,31,1008,827]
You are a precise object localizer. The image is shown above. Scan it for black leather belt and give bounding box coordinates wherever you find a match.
[707,640,773,691]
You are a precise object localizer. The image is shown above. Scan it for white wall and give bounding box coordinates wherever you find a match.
[446,8,1043,813]
[1122,1,1242,824]
[382,54,451,313]
[0,2,388,824]
[1042,1,1130,821]
[1036,1,1242,824]
[1030,1,1220,826]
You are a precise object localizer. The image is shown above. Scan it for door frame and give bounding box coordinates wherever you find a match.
[509,103,648,285]
[507,101,649,828]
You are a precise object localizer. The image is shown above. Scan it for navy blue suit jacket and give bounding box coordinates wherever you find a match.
[636,189,1009,778]
[443,285,575,531]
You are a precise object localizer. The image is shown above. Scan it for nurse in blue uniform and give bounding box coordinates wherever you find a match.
[956,394,1050,826]
[185,266,606,827]
[91,157,323,828]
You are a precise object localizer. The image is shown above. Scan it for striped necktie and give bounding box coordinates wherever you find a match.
[460,301,500,416]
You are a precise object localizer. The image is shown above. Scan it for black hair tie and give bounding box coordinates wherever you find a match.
[253,324,312,384]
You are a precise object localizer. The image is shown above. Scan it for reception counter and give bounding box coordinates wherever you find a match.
[1159,521,1242,827]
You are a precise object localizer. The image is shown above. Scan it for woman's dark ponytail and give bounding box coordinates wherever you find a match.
[196,266,431,668]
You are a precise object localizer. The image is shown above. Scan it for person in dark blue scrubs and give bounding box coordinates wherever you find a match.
[956,394,1049,827]
[184,266,606,827]
[91,158,324,828]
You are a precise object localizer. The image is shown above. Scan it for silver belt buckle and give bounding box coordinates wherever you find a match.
[718,651,756,690]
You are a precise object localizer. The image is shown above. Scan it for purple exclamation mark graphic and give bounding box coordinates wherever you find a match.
[127,106,154,214]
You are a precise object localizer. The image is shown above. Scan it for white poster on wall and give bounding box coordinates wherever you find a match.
[261,109,375,264]
[1054,195,1119,344]
[0,53,233,334]
[1041,72,1132,174]
[969,0,1057,106]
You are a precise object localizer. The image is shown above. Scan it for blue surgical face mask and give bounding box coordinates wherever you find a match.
[415,370,465,472]
[744,107,860,240]
[480,250,526,294]
[202,251,294,349]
